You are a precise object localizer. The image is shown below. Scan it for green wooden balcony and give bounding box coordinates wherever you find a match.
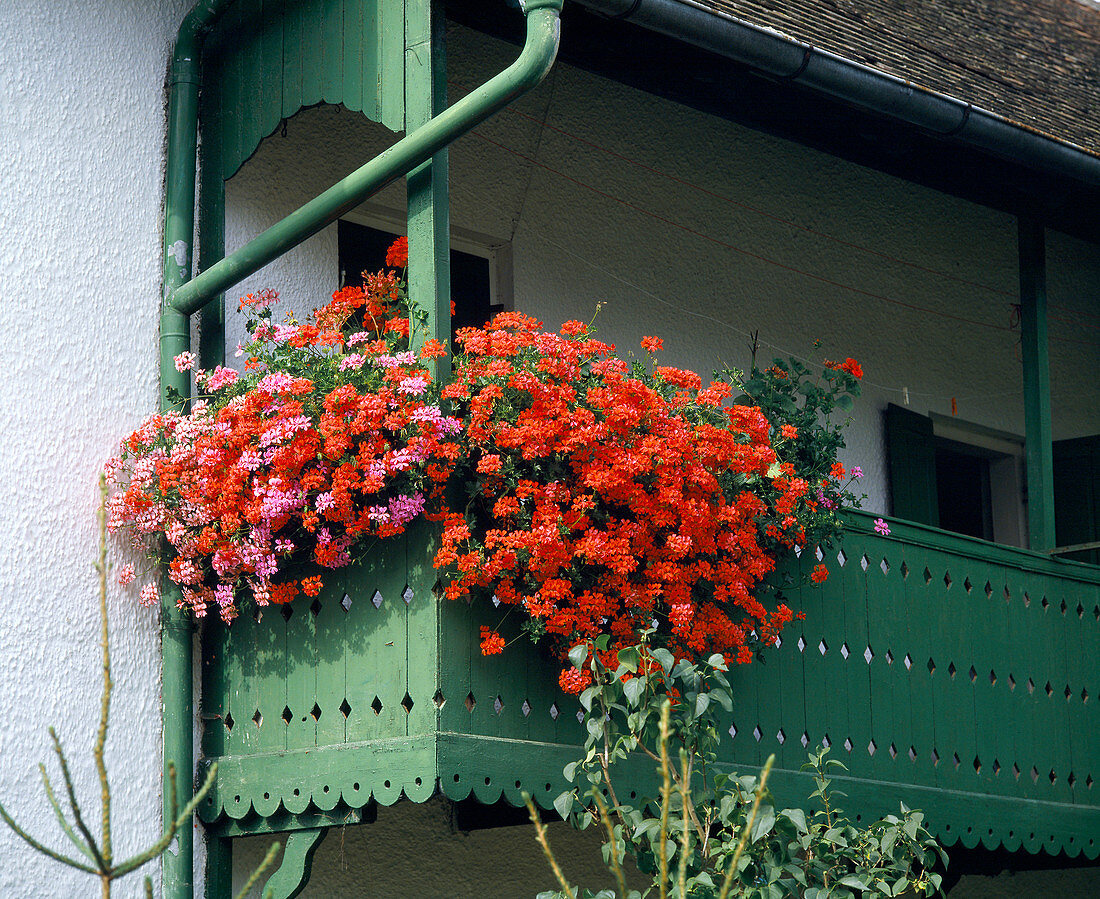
[198,512,1100,860]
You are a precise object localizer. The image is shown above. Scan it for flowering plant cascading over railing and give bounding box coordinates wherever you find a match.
[107,239,862,686]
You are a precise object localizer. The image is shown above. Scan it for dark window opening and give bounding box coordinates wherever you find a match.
[935,441,993,541]
[338,220,495,345]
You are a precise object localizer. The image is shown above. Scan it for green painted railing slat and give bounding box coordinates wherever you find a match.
[199,513,1100,860]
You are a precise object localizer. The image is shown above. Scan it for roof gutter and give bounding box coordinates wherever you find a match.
[575,0,1100,188]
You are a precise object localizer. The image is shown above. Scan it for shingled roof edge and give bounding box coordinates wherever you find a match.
[574,0,1100,188]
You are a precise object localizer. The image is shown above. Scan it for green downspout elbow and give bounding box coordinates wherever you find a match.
[170,0,564,317]
[161,4,234,899]
[159,3,562,898]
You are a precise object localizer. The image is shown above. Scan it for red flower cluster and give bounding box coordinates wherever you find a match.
[435,315,809,689]
[106,241,460,621]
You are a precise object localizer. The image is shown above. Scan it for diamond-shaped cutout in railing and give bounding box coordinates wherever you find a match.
[793,544,802,557]
[1060,598,1068,615]
[1068,772,1077,788]
[974,756,981,774]
[1045,681,1054,697]
[837,549,847,567]
[927,657,935,675]
[1095,605,1100,621]
[860,554,870,572]
[800,731,809,748]
[777,729,786,745]
[576,709,584,723]
[774,635,782,649]
[252,709,263,728]
[371,590,384,609]
[930,748,939,766]
[1008,674,1016,691]
[1077,602,1085,619]
[989,670,997,686]
[281,605,294,621]
[840,643,850,660]
[952,752,961,769]
[402,585,414,605]
[1083,688,1090,704]
[433,689,446,710]
[1023,592,1031,607]
[907,745,916,762]
[1031,766,1040,783]
[339,698,352,719]
[464,692,476,713]
[1065,685,1073,701]
[843,737,853,752]
[521,699,531,717]
[1041,596,1050,611]
[753,725,762,742]
[880,558,889,575]
[993,759,1001,776]
[1027,678,1035,694]
[797,636,806,653]
[889,743,898,759]
[904,654,912,670]
[401,692,414,714]
[1088,775,1095,789]
[224,712,234,732]
[340,593,352,612]
[729,722,738,739]
[491,594,501,608]
[822,733,831,748]
[948,662,957,679]
[900,561,909,579]
[492,696,504,715]
[818,639,828,655]
[943,571,952,589]
[864,646,874,664]
[310,702,322,721]
[282,706,293,725]
[432,578,445,599]
[253,606,263,623]
[923,567,933,584]
[985,581,994,599]
[885,649,894,665]
[549,703,559,721]
[1013,763,1021,779]
[969,666,977,683]
[1004,585,1011,602]
[371,696,383,715]
[310,598,322,616]
[1050,769,1057,785]
[815,546,824,562]
[868,739,877,756]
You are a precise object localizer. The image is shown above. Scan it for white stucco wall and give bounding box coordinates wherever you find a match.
[0,1,191,896]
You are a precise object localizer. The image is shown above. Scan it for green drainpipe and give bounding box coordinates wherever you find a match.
[159,2,563,896]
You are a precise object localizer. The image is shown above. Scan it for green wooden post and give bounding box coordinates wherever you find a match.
[1019,218,1056,552]
[405,0,451,378]
[198,105,226,370]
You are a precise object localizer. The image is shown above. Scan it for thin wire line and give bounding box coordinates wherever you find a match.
[532,227,1026,404]
[451,78,1100,328]
[467,129,1020,335]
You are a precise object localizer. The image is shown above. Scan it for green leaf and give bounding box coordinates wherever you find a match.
[594,634,611,651]
[623,676,646,707]
[553,791,574,820]
[569,644,589,669]
[839,875,868,889]
[563,762,578,783]
[579,686,598,712]
[618,647,641,673]
[694,692,710,719]
[651,648,674,674]
[782,808,808,834]
[836,393,854,410]
[751,805,776,842]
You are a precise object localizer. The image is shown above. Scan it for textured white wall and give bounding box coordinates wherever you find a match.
[0,1,191,896]
[224,24,1100,522]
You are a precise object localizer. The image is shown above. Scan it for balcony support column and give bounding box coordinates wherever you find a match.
[1018,218,1056,552]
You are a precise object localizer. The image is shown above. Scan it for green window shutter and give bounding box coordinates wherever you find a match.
[1053,435,1100,564]
[885,403,939,526]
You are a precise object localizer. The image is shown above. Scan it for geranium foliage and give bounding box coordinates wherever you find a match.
[107,243,861,683]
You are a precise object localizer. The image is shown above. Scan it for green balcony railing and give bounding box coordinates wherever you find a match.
[198,512,1100,859]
